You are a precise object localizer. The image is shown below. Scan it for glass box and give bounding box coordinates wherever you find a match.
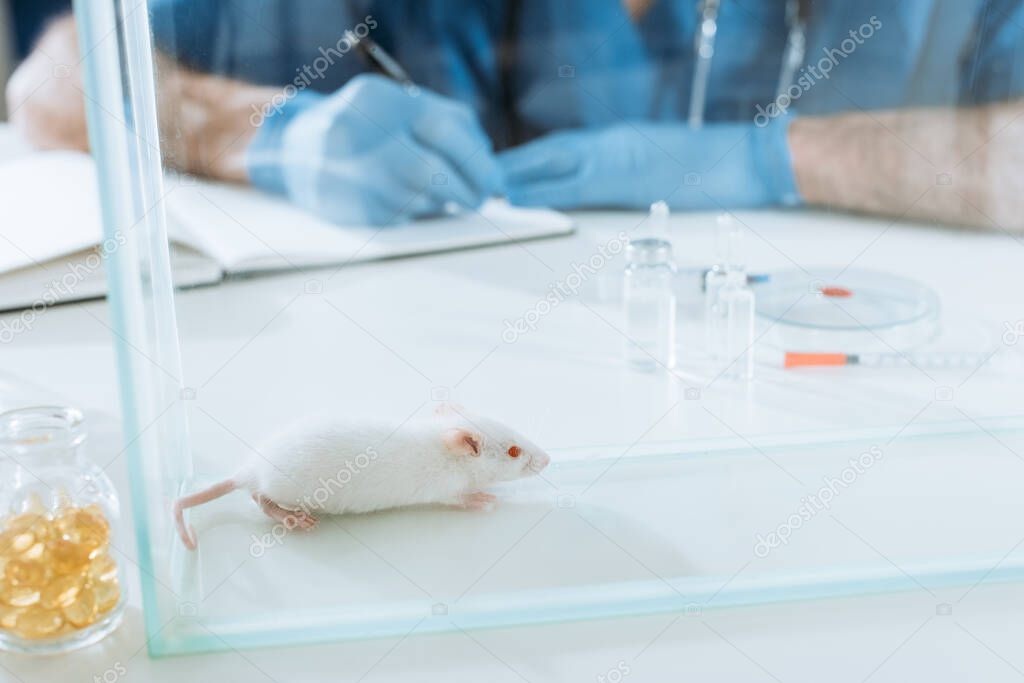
[71,0,1024,656]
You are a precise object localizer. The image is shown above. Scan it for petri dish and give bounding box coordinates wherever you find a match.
[753,268,940,353]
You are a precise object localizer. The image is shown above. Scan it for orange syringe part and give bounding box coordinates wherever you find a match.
[784,352,851,368]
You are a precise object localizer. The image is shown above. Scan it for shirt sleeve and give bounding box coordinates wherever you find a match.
[148,0,220,72]
[147,0,366,89]
[960,0,1024,104]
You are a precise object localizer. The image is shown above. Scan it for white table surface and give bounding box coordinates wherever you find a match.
[3,124,1024,682]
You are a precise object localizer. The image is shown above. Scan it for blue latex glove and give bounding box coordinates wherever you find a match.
[499,117,801,211]
[247,74,503,225]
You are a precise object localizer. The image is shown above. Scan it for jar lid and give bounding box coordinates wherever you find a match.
[0,406,86,455]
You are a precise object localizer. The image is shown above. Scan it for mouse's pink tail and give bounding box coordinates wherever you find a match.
[172,478,239,550]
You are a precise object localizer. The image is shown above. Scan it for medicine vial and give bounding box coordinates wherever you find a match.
[623,203,677,371]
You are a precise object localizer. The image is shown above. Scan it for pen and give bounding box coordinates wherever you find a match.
[345,30,417,90]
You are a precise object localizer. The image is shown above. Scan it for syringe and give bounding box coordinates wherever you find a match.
[782,351,996,370]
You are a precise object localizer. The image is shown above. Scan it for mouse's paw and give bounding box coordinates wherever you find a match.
[254,493,318,531]
[283,508,319,531]
[459,491,497,512]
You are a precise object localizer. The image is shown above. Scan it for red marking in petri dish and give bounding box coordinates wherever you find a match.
[820,286,853,298]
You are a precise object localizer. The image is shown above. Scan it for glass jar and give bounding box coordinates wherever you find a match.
[0,407,125,654]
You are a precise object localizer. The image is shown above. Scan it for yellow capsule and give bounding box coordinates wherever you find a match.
[5,559,48,587]
[13,607,63,639]
[0,603,24,629]
[8,511,49,540]
[4,516,50,552]
[53,516,77,542]
[48,539,90,575]
[18,541,45,561]
[78,527,110,552]
[93,579,120,614]
[40,575,81,610]
[82,504,108,522]
[2,585,40,608]
[0,529,36,556]
[59,514,109,557]
[88,540,110,562]
[89,554,118,584]
[62,586,97,628]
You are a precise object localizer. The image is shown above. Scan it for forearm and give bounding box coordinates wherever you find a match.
[156,64,280,181]
[789,102,1024,230]
[6,13,280,182]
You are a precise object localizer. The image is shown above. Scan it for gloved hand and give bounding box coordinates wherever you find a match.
[246,74,503,225]
[499,117,801,211]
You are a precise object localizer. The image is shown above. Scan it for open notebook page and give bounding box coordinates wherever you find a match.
[164,180,574,274]
[0,152,104,273]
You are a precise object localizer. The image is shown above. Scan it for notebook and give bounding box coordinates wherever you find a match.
[0,151,575,312]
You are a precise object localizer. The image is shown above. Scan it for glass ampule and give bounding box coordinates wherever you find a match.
[705,213,739,359]
[720,268,756,381]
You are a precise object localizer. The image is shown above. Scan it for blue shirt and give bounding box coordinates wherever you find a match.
[150,0,1024,147]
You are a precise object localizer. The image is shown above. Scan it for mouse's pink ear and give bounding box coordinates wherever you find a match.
[442,428,481,457]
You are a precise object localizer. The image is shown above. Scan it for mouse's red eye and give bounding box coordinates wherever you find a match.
[507,446,522,458]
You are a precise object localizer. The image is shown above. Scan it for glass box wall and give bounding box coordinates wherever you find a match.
[74,0,1024,655]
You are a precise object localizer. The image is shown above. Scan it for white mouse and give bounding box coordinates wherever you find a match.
[172,404,550,549]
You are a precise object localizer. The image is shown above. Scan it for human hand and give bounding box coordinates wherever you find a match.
[246,74,503,225]
[498,118,800,211]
